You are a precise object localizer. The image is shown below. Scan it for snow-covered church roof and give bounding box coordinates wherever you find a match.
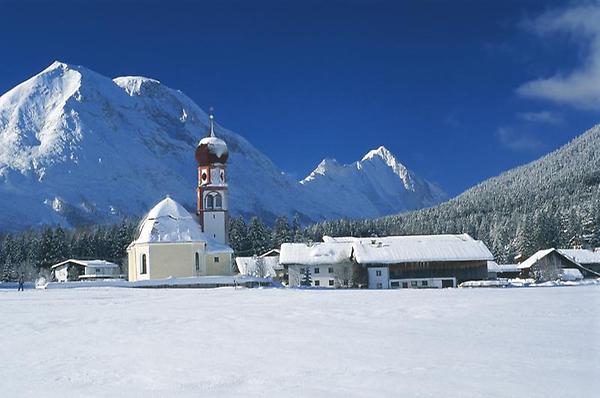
[133,196,232,253]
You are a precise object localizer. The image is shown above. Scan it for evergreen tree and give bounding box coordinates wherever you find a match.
[272,216,291,248]
[229,216,251,256]
[247,217,270,255]
[300,266,312,286]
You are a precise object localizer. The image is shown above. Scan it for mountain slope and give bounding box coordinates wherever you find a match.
[307,124,600,261]
[300,146,447,218]
[0,62,446,230]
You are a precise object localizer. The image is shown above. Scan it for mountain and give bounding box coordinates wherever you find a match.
[0,62,446,230]
[306,124,600,262]
[300,146,447,218]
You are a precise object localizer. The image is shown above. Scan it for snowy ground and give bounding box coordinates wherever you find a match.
[1,286,598,397]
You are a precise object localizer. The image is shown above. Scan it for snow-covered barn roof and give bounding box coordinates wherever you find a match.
[235,256,282,277]
[558,249,600,265]
[352,234,494,264]
[50,259,119,270]
[279,242,354,265]
[132,197,232,253]
[280,234,493,266]
[517,248,579,269]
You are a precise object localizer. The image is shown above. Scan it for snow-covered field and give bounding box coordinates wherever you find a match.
[1,286,598,397]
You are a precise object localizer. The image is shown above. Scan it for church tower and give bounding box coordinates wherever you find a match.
[195,112,229,244]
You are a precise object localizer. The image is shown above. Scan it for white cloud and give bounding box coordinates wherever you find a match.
[516,110,564,124]
[495,127,544,152]
[516,2,600,110]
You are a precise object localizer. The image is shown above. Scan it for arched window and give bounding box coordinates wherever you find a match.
[205,194,214,209]
[195,252,200,272]
[141,254,147,275]
[214,193,222,209]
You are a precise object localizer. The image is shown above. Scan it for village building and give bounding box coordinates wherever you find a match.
[235,249,284,280]
[558,248,600,276]
[280,234,493,288]
[127,113,234,281]
[51,259,121,282]
[487,261,520,279]
[280,241,354,288]
[517,248,600,281]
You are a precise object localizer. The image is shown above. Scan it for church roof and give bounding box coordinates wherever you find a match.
[133,197,232,253]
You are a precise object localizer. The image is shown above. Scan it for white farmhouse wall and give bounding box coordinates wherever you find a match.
[368,267,390,289]
[288,263,352,288]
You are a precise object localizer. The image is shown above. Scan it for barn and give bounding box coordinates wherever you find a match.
[351,234,493,288]
[558,249,600,277]
[518,248,600,281]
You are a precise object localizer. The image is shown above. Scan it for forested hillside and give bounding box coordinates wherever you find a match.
[304,124,600,262]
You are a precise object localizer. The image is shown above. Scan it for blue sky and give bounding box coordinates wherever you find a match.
[1,0,599,196]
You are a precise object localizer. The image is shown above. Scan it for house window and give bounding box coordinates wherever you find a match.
[328,267,333,274]
[411,281,417,287]
[314,280,320,286]
[376,270,382,277]
[214,256,220,263]
[377,282,383,289]
[391,281,399,288]
[343,279,348,286]
[314,267,320,274]
[141,254,147,275]
[195,252,200,271]
[328,279,334,286]
[402,282,408,288]
[96,268,102,274]
[214,193,222,209]
[422,280,428,287]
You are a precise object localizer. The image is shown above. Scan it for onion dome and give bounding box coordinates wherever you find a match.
[195,112,229,166]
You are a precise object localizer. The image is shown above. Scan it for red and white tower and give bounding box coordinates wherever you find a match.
[195,112,229,244]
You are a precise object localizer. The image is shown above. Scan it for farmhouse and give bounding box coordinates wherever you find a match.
[280,234,493,288]
[51,259,121,282]
[517,248,600,281]
[280,241,354,288]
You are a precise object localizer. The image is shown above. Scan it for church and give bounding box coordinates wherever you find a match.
[127,113,234,281]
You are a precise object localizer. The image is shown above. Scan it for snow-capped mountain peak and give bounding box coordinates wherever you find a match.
[0,62,448,230]
[299,148,447,218]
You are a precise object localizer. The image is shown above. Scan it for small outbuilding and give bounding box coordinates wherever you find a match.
[558,249,600,277]
[235,249,284,279]
[51,259,121,282]
[517,248,600,281]
[487,261,521,279]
